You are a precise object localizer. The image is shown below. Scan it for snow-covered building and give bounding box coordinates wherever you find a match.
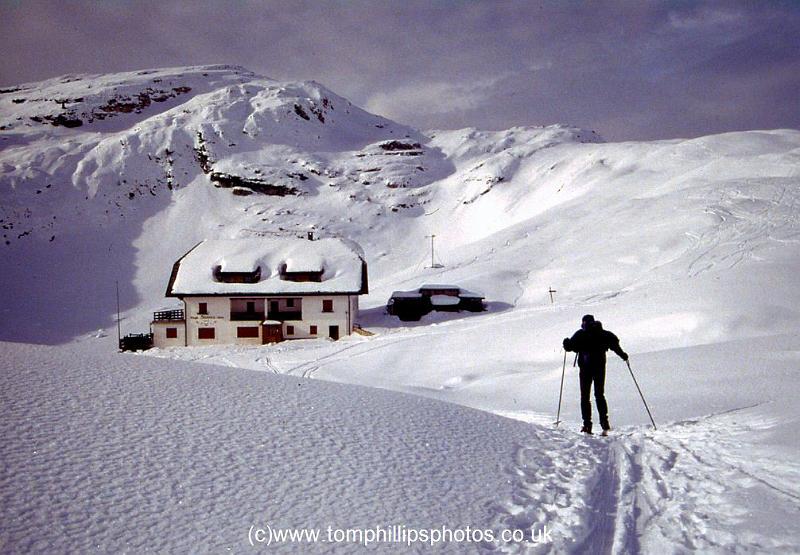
[151,237,368,347]
[387,284,485,321]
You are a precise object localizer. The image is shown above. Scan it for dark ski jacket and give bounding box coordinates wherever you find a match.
[563,322,628,371]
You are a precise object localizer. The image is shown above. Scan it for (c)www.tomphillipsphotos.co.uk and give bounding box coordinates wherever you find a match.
[247,522,555,548]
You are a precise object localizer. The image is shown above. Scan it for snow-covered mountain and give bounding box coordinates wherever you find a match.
[2,66,799,552]
[5,65,796,347]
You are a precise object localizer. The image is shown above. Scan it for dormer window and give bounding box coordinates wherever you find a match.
[213,265,261,284]
[279,262,323,283]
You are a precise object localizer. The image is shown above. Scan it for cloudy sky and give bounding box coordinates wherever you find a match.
[1,0,798,141]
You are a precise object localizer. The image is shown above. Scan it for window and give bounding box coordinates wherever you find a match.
[246,301,255,313]
[279,263,323,283]
[286,325,294,335]
[237,326,259,338]
[213,265,261,283]
[322,299,333,313]
[198,302,208,315]
[310,325,317,335]
[198,327,215,339]
[166,327,178,339]
[287,298,295,308]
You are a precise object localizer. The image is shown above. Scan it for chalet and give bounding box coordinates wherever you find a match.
[151,236,368,347]
[387,284,485,321]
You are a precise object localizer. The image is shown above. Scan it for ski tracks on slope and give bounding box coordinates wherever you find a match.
[485,409,800,554]
[686,181,800,278]
[483,427,616,554]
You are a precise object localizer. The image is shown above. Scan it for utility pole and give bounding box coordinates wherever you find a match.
[548,287,557,304]
[116,280,122,349]
[426,234,443,268]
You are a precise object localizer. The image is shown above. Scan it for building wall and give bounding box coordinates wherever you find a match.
[152,321,186,348]
[182,295,356,345]
[350,295,359,324]
[183,297,259,346]
[282,295,352,340]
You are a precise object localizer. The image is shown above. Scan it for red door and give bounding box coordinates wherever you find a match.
[262,324,283,344]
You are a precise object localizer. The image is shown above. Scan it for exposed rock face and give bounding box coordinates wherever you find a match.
[209,172,298,196]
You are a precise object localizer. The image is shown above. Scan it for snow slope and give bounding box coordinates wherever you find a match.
[0,341,538,553]
[0,64,433,343]
[5,339,798,553]
[2,66,800,552]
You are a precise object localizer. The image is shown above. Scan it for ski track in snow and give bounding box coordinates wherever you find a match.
[686,182,800,278]
[256,352,280,374]
[486,408,800,554]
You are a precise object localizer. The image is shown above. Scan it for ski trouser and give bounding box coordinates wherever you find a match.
[579,365,609,431]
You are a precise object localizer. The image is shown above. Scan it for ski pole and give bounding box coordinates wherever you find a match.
[555,350,567,427]
[626,360,657,430]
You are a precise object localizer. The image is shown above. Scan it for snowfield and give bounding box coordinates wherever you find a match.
[2,65,799,553]
[0,342,539,553]
[3,338,798,553]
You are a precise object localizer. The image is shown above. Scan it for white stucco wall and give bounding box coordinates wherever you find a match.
[350,295,359,325]
[184,297,260,346]
[283,295,352,340]
[181,295,357,345]
[151,321,185,348]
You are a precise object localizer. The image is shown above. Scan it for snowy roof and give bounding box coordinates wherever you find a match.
[218,253,260,273]
[168,237,367,296]
[284,254,324,273]
[420,284,461,290]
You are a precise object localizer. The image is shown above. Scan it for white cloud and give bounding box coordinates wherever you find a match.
[668,7,744,30]
[364,72,516,122]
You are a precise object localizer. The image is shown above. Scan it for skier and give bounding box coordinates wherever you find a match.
[563,315,628,435]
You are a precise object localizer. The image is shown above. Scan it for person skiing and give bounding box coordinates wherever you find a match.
[563,315,628,435]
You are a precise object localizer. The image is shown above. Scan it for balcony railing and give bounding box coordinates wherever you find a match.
[153,309,185,321]
[266,310,302,322]
[230,311,266,321]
